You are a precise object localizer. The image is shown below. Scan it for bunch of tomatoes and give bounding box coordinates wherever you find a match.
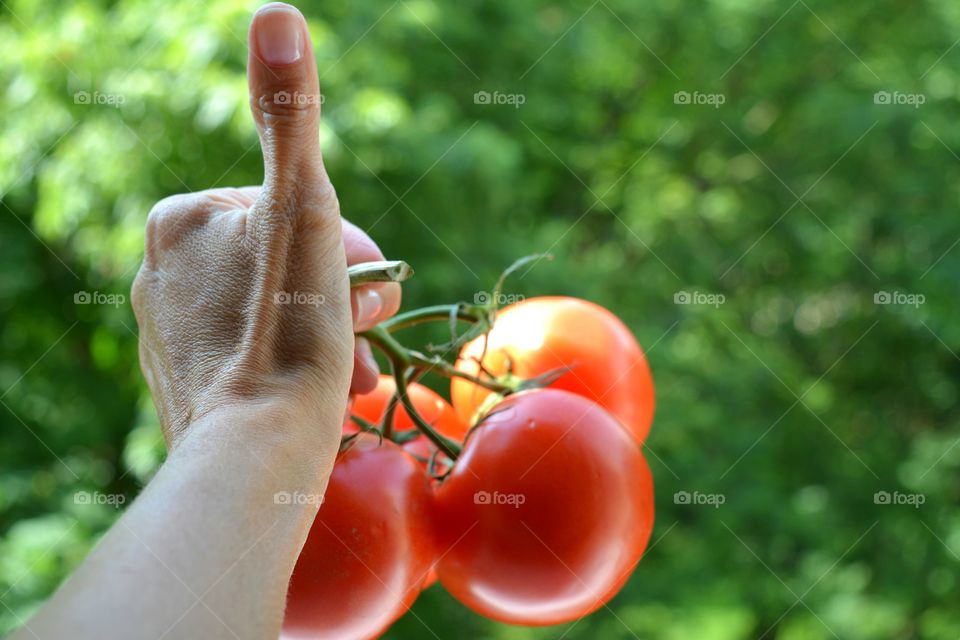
[281,262,656,639]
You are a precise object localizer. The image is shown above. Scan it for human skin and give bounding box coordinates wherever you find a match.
[13,4,385,639]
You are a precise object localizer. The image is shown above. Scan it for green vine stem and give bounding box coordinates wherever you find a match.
[348,260,414,286]
[379,367,402,442]
[407,351,513,394]
[360,323,513,394]
[362,326,463,460]
[351,255,556,461]
[379,366,428,440]
[380,304,486,332]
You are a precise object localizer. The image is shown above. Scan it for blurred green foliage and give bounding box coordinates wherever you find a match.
[2,0,960,637]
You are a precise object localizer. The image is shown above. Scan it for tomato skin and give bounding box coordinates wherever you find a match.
[451,296,655,443]
[348,374,467,441]
[282,436,435,640]
[433,389,654,625]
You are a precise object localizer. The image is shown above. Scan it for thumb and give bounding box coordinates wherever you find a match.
[247,3,327,209]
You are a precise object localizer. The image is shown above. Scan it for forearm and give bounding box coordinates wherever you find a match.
[16,404,338,640]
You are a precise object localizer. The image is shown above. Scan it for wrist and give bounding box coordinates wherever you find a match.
[173,398,342,481]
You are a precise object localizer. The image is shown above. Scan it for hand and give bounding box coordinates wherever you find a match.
[131,2,395,451]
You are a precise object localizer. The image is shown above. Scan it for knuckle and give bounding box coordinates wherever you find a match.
[309,179,340,216]
[130,266,150,315]
[145,208,169,242]
[146,195,190,236]
[299,185,342,233]
[259,173,340,224]
[144,194,211,252]
[254,90,319,129]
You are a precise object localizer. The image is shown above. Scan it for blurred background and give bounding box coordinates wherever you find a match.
[1,0,959,637]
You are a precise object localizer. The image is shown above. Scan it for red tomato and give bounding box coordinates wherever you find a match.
[451,296,655,443]
[347,374,467,441]
[400,437,449,591]
[433,389,654,625]
[282,436,436,639]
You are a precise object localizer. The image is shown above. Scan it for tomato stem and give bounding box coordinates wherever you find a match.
[360,325,514,393]
[379,366,401,441]
[380,366,426,441]
[409,351,514,393]
[348,414,378,431]
[380,304,485,332]
[347,260,414,286]
[363,326,463,460]
[355,257,559,458]
[362,325,412,366]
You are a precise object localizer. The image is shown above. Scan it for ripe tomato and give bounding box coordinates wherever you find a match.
[282,436,436,639]
[347,374,467,441]
[433,389,654,625]
[343,376,454,591]
[451,296,655,443]
[398,438,448,591]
